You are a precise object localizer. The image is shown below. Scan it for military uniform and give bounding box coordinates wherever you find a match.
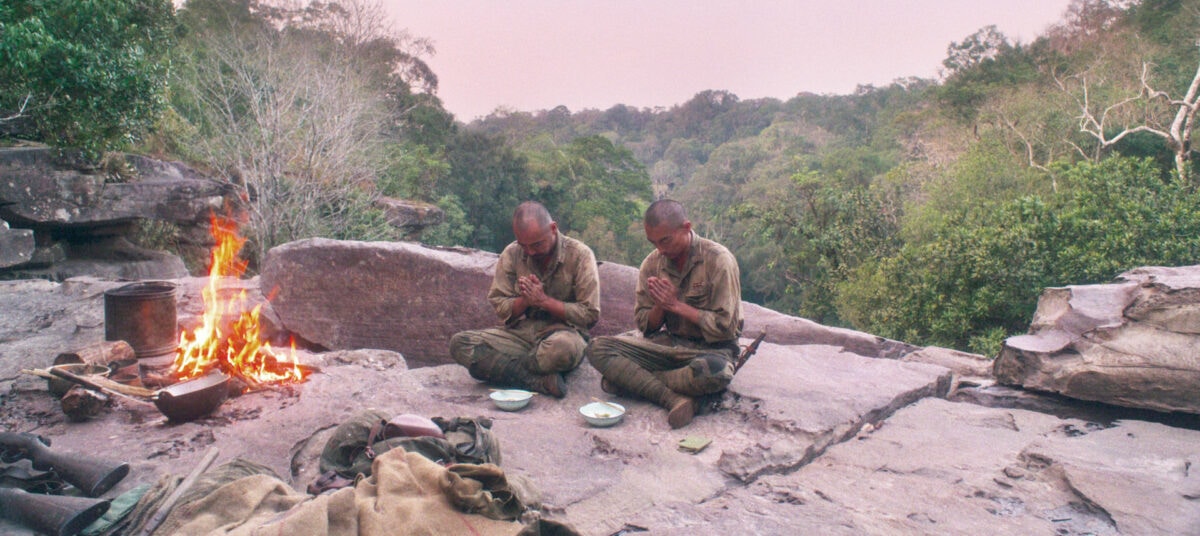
[450,232,599,394]
[587,232,741,426]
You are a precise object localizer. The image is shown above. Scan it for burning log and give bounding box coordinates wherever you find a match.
[172,215,309,387]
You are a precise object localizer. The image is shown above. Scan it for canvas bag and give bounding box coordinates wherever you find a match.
[316,410,502,482]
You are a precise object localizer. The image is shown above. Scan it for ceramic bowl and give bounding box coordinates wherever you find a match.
[489,389,534,411]
[47,364,112,397]
[579,401,625,427]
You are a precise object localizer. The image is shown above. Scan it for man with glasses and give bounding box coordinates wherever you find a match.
[450,201,600,397]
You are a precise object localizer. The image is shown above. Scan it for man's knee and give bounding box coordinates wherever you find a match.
[449,331,478,367]
[534,331,586,373]
[691,352,734,392]
[585,336,620,372]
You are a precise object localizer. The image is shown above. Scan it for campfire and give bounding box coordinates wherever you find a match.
[174,215,308,388]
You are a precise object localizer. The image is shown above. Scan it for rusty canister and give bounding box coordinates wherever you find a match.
[104,281,178,383]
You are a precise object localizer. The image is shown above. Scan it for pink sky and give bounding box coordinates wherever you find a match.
[382,1,1074,121]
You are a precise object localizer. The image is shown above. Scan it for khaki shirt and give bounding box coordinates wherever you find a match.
[488,232,600,333]
[635,232,742,344]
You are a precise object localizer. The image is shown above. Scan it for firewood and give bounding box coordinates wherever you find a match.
[61,386,109,421]
[53,340,136,367]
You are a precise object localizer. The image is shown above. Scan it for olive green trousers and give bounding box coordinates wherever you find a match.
[449,324,586,374]
[586,331,736,397]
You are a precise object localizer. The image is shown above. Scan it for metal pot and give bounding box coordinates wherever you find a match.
[103,281,178,359]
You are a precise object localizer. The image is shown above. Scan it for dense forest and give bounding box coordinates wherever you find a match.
[4,0,1200,356]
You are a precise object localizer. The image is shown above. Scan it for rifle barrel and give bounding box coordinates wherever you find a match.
[0,432,129,497]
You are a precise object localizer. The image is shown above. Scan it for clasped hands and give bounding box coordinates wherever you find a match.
[646,276,683,312]
[518,274,550,308]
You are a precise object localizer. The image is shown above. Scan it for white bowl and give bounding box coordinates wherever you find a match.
[489,389,533,411]
[580,401,625,427]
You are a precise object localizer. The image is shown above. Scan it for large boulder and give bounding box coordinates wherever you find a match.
[261,238,918,367]
[260,239,496,366]
[994,265,1200,414]
[0,147,236,228]
[0,147,241,278]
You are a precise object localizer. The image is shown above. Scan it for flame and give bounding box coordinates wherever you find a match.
[174,215,307,385]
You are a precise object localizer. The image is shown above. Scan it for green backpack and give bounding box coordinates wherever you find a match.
[317,410,502,480]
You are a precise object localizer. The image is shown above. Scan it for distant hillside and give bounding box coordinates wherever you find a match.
[460,0,1200,355]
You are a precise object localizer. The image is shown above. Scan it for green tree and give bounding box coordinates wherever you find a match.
[443,131,532,252]
[838,156,1200,355]
[527,135,653,264]
[937,27,1041,122]
[0,0,175,158]
[749,164,903,324]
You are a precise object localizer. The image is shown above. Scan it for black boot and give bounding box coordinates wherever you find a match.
[468,349,566,398]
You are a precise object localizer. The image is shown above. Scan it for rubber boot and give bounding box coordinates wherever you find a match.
[468,348,566,398]
[601,358,695,429]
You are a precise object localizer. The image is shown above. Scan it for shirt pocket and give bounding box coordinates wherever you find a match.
[683,281,710,306]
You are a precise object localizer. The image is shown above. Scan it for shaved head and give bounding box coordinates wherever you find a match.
[644,199,688,229]
[512,201,558,261]
[513,201,553,233]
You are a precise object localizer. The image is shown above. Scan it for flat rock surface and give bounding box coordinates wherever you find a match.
[656,398,1200,535]
[0,276,950,534]
[2,276,1197,535]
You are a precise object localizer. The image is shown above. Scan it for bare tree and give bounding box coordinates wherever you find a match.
[1059,45,1200,180]
[0,94,31,124]
[175,0,423,262]
[1140,51,1200,179]
[981,84,1080,191]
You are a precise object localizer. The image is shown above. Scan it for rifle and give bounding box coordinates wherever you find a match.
[0,432,129,498]
[733,331,767,374]
[0,486,110,536]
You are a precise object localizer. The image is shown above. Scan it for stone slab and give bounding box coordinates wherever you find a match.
[0,147,234,227]
[634,397,1200,535]
[260,238,919,368]
[997,268,1200,415]
[0,222,34,268]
